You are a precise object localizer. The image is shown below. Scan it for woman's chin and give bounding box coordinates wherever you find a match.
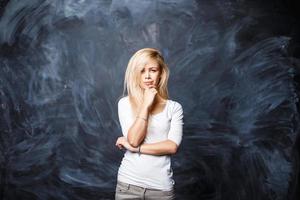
[140,84,156,90]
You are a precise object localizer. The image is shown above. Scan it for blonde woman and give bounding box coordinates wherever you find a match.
[115,48,184,200]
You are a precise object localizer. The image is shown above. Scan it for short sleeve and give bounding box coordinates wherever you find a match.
[168,102,184,146]
[118,97,134,138]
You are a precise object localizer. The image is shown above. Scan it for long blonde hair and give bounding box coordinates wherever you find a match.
[122,48,169,116]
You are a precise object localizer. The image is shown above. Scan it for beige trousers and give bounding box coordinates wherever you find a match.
[115,181,175,200]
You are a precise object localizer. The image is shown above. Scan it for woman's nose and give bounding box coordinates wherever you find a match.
[145,71,150,79]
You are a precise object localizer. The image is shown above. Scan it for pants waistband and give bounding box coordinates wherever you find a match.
[117,180,172,192]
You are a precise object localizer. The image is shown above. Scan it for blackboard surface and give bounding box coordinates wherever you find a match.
[0,0,299,199]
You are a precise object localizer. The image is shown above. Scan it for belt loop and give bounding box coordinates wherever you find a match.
[142,187,146,200]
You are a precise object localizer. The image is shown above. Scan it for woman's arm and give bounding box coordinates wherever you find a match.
[116,136,178,156]
[125,87,158,147]
[126,104,150,147]
[118,97,151,148]
[139,140,178,155]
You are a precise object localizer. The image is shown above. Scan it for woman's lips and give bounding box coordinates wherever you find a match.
[144,82,153,85]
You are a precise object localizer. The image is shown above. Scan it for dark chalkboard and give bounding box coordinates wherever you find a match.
[0,0,299,199]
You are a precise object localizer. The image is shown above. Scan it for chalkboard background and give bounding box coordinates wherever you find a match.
[0,0,299,199]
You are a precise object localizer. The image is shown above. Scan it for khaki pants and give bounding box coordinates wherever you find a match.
[115,181,175,200]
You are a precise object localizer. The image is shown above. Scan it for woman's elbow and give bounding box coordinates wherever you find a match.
[129,140,140,148]
[127,133,139,147]
[169,143,178,154]
[127,136,140,147]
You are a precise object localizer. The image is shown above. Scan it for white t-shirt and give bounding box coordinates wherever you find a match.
[117,96,184,191]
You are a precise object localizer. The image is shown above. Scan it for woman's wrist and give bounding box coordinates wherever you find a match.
[132,145,142,154]
[136,116,147,121]
[141,102,152,111]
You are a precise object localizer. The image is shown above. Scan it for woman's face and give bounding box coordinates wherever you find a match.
[139,59,161,90]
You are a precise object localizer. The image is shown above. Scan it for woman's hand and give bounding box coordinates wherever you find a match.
[142,85,157,108]
[115,136,139,152]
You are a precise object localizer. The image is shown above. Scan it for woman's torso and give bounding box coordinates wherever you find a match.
[117,96,177,191]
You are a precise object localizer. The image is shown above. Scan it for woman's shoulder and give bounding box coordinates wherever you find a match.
[119,95,129,101]
[167,99,183,111]
[118,96,130,107]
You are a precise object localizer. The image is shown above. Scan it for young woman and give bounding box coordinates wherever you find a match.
[115,48,184,200]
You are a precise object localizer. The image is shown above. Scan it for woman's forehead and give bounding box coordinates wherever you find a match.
[143,59,160,69]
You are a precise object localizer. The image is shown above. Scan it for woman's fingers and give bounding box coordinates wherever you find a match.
[116,137,125,150]
[115,137,136,152]
[145,88,157,96]
[147,85,157,90]
[116,142,124,149]
[149,85,156,89]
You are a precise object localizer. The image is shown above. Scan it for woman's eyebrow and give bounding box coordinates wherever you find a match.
[147,66,159,69]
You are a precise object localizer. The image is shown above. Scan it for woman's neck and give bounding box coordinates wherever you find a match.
[154,95,166,104]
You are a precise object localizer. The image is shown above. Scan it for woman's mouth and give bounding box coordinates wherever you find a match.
[144,82,153,86]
